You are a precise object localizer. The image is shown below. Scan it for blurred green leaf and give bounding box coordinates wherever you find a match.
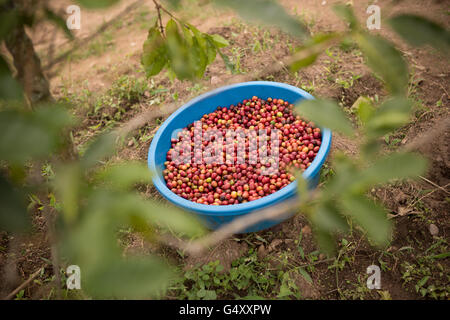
[366,97,412,137]
[351,96,375,124]
[75,0,119,9]
[142,26,168,77]
[218,49,236,73]
[356,33,409,95]
[210,34,229,48]
[54,164,81,224]
[290,33,340,72]
[120,195,206,237]
[0,175,30,232]
[0,9,19,41]
[312,202,349,233]
[80,132,118,169]
[315,229,335,256]
[215,0,308,38]
[352,152,427,192]
[0,106,72,164]
[290,54,318,72]
[165,19,196,80]
[333,4,359,30]
[295,99,353,136]
[0,56,23,101]
[83,256,173,299]
[97,162,152,190]
[341,195,392,247]
[389,15,450,54]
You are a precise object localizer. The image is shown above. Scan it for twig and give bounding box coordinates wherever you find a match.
[161,198,300,256]
[5,265,46,300]
[419,176,450,195]
[407,182,450,209]
[152,0,165,36]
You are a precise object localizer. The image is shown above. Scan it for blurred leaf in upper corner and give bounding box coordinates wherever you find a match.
[389,14,450,55]
[333,4,359,30]
[0,56,23,101]
[75,0,120,9]
[142,25,168,77]
[341,195,392,247]
[295,99,354,136]
[96,162,152,190]
[214,0,308,38]
[356,33,409,96]
[0,175,30,232]
[0,106,73,164]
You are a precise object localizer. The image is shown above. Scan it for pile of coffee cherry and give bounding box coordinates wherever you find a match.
[162,96,322,205]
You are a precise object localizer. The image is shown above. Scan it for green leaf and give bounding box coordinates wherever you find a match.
[0,175,30,232]
[0,106,73,164]
[315,229,336,256]
[97,162,152,190]
[102,193,206,237]
[190,36,208,78]
[165,19,196,80]
[215,0,308,38]
[366,97,412,137]
[0,55,23,100]
[210,34,229,48]
[333,4,359,30]
[290,54,318,72]
[351,96,375,124]
[356,33,409,95]
[295,99,354,136]
[0,9,19,41]
[75,0,119,9]
[218,49,236,73]
[80,132,118,169]
[352,152,427,192]
[142,26,168,77]
[83,256,173,298]
[312,202,349,233]
[341,195,392,247]
[54,164,81,224]
[298,267,313,284]
[389,15,450,54]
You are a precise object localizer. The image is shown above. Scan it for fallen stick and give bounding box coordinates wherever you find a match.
[4,265,46,300]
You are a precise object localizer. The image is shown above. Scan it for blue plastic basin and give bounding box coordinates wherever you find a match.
[148,81,332,233]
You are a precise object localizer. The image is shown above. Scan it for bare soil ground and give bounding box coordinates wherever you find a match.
[1,0,448,300]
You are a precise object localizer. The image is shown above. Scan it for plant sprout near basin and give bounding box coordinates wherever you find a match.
[148,81,332,232]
